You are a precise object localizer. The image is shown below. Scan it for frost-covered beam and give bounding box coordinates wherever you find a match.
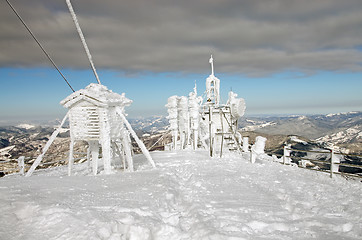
[115,108,156,168]
[26,112,69,177]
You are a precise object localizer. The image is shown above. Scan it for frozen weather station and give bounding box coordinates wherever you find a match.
[13,0,258,178]
[2,1,362,239]
[5,0,265,178]
[25,0,155,177]
[166,55,249,157]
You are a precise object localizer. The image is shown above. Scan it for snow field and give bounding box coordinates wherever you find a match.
[0,150,361,239]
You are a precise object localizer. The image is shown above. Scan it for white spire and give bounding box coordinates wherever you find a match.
[209,54,214,76]
[206,55,220,105]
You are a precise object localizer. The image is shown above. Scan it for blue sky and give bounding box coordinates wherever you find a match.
[1,67,361,124]
[1,0,362,124]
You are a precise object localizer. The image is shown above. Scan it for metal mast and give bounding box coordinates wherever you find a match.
[66,0,101,84]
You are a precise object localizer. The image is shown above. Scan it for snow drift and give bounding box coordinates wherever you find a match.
[0,150,361,239]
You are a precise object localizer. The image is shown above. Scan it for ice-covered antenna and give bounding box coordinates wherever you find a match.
[194,80,197,95]
[209,54,214,76]
[66,0,101,84]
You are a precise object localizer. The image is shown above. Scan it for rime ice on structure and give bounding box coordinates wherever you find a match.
[61,83,134,175]
[177,96,189,149]
[25,1,154,177]
[188,85,203,150]
[251,136,267,163]
[26,83,155,177]
[202,55,246,156]
[206,55,220,106]
[165,96,179,150]
[165,55,247,156]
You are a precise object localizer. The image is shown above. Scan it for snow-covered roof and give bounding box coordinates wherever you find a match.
[60,83,132,109]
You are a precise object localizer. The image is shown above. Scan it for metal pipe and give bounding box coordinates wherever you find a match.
[66,0,101,84]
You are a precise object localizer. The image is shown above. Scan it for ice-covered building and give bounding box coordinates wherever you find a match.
[60,83,137,175]
[200,56,246,157]
[26,84,155,177]
[25,1,155,177]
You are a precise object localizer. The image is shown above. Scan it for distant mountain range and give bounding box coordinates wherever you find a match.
[128,116,169,135]
[130,111,361,153]
[0,112,361,164]
[239,111,361,152]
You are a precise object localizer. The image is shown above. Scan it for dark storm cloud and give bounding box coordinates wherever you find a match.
[1,0,362,75]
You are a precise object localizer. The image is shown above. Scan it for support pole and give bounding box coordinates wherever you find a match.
[66,0,101,85]
[116,108,156,168]
[68,140,74,176]
[173,130,178,150]
[283,146,286,165]
[180,130,185,150]
[86,145,91,171]
[193,130,198,150]
[219,110,242,154]
[148,131,168,151]
[113,141,126,170]
[209,106,213,157]
[17,156,25,176]
[26,113,69,177]
[88,140,99,175]
[99,111,112,174]
[121,131,134,171]
[330,148,334,178]
[250,149,254,163]
[121,146,126,171]
[219,109,224,158]
[242,137,249,152]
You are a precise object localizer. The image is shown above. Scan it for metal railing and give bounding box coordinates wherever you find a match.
[265,147,362,179]
[0,152,88,177]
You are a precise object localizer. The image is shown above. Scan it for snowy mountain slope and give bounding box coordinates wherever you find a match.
[1,111,361,173]
[0,125,70,161]
[1,150,361,239]
[0,116,169,163]
[241,115,333,139]
[16,124,36,130]
[317,126,362,145]
[129,116,169,135]
[241,121,277,131]
[240,112,361,139]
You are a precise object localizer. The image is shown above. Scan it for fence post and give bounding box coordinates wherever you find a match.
[249,145,256,163]
[283,146,286,165]
[242,137,249,152]
[249,147,253,163]
[17,156,25,176]
[330,147,334,178]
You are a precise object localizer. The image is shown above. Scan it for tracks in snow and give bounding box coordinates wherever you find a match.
[156,159,213,239]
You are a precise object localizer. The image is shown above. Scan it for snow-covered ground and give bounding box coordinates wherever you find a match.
[0,150,361,239]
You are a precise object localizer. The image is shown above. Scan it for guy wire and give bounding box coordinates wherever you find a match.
[5,0,75,92]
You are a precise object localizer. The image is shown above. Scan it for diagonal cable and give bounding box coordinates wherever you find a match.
[5,0,75,92]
